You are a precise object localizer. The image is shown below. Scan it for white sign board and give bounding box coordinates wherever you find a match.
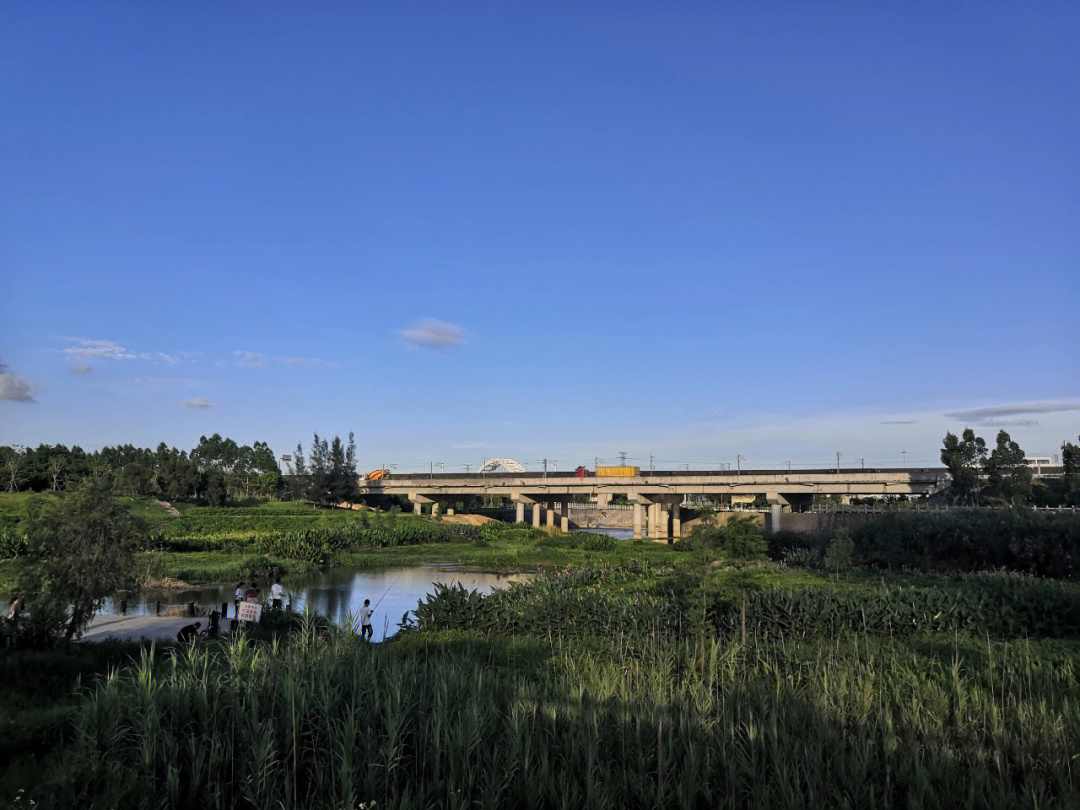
[238,601,262,623]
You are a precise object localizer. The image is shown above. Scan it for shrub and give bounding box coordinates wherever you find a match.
[823,528,854,573]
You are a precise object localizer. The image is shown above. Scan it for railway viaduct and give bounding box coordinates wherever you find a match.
[356,467,955,540]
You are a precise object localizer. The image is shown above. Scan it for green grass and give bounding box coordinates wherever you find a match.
[22,619,1080,809]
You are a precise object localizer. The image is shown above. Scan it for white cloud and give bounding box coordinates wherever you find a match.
[233,350,268,368]
[58,338,179,365]
[399,319,466,350]
[180,397,215,410]
[62,338,136,360]
[0,362,38,402]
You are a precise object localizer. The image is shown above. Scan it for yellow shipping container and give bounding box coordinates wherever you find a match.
[596,465,640,477]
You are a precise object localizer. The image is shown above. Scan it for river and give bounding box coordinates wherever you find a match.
[109,565,530,641]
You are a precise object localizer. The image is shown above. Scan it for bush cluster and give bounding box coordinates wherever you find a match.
[773,510,1080,580]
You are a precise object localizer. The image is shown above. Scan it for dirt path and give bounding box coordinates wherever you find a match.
[155,499,181,516]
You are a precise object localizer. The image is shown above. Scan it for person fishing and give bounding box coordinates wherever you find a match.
[176,621,201,644]
[359,598,373,640]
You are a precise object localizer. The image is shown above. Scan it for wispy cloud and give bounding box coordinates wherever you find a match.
[68,365,93,374]
[62,338,136,360]
[275,356,327,367]
[880,420,917,425]
[0,362,38,402]
[233,350,327,369]
[180,397,215,410]
[399,319,466,350]
[233,350,268,368]
[58,338,179,365]
[944,402,1080,424]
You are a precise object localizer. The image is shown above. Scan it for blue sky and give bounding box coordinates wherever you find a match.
[2,1,1078,471]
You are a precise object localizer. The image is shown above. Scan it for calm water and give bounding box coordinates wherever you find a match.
[108,565,530,641]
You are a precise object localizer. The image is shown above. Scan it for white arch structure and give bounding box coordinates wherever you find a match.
[479,458,525,473]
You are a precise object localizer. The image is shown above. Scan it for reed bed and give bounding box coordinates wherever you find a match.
[45,618,1080,809]
[414,563,1080,641]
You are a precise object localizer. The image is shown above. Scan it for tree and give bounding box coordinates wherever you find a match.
[307,434,332,505]
[941,429,987,504]
[823,528,854,577]
[983,430,1033,506]
[21,477,145,641]
[48,454,68,491]
[1,448,22,493]
[1063,437,1080,507]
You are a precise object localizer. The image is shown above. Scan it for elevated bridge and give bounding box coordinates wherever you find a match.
[357,467,956,540]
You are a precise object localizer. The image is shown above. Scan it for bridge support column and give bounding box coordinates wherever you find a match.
[446,506,454,516]
[596,493,611,509]
[413,501,422,516]
[657,502,670,542]
[515,501,525,523]
[431,502,440,517]
[560,501,569,533]
[633,502,643,539]
[532,502,542,528]
[765,493,789,533]
[672,503,681,540]
[546,503,555,529]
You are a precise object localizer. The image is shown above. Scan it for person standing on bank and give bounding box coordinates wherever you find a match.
[234,583,244,618]
[271,577,284,610]
[359,599,373,640]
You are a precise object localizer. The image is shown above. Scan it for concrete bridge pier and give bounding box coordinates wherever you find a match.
[532,502,542,528]
[560,501,570,533]
[766,492,790,533]
[408,492,434,516]
[633,502,643,540]
[515,501,525,523]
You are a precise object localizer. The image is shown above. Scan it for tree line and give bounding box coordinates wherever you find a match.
[940,429,1080,506]
[0,432,367,508]
[0,434,284,505]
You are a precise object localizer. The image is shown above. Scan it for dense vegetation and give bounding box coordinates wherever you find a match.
[12,565,1080,809]
[770,509,1080,580]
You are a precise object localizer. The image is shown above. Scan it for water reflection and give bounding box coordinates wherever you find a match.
[108,565,529,641]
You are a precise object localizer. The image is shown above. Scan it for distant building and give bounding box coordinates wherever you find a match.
[1027,455,1060,473]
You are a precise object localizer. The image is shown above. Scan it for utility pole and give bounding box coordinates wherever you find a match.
[618,451,628,466]
[836,452,842,472]
[737,454,743,474]
[901,450,907,467]
[649,454,655,472]
[787,460,791,472]
[859,457,865,470]
[542,458,549,474]
[464,464,471,474]
[594,456,599,470]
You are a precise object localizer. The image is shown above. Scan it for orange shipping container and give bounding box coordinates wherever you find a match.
[595,466,640,477]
